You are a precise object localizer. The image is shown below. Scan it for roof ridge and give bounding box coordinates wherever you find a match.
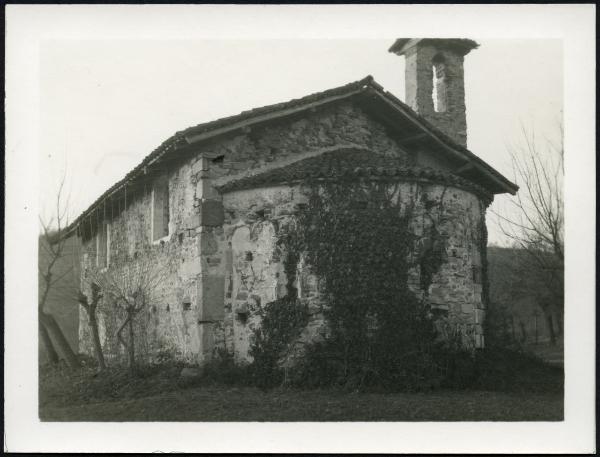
[63,76,378,235]
[63,73,515,237]
[179,75,375,138]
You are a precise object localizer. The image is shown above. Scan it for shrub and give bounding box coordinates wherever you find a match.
[196,350,251,387]
[248,296,309,389]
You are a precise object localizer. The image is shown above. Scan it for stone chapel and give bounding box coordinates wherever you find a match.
[66,38,518,365]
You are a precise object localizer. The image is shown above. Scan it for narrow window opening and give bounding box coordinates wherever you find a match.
[432,54,448,113]
[212,155,225,165]
[152,176,170,241]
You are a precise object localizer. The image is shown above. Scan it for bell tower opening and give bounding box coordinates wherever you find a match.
[388,38,479,148]
[432,53,448,113]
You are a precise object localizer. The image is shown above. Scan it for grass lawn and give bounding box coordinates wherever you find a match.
[40,386,562,422]
[39,345,563,422]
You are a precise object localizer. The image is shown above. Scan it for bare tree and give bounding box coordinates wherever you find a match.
[494,121,564,344]
[38,178,81,369]
[77,283,106,370]
[40,173,112,370]
[86,246,173,375]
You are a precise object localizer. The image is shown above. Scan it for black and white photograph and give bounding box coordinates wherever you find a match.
[4,4,595,454]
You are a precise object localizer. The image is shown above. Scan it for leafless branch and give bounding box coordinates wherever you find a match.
[495,119,564,322]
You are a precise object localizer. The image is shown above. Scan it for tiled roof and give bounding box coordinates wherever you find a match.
[64,75,516,236]
[217,147,493,202]
[388,38,479,56]
[179,77,374,139]
[64,77,377,235]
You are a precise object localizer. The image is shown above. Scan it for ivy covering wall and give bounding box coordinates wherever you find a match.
[247,179,469,390]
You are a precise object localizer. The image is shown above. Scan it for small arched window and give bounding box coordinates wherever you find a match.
[432,54,448,113]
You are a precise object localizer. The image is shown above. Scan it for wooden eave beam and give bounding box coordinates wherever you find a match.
[368,89,518,195]
[454,162,475,175]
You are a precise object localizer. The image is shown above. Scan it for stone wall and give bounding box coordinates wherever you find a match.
[79,100,410,364]
[404,43,469,147]
[77,98,487,366]
[190,101,409,182]
[78,162,209,364]
[405,183,487,349]
[219,180,487,365]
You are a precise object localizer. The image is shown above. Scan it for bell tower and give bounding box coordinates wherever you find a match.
[389,38,479,148]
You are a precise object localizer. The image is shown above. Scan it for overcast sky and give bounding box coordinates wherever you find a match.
[39,38,562,244]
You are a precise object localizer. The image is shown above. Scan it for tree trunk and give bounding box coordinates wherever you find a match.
[89,313,106,370]
[40,311,80,369]
[127,313,136,374]
[39,318,59,364]
[545,311,556,346]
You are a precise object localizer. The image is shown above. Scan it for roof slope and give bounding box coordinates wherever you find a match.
[65,76,517,235]
[388,38,479,56]
[217,146,493,202]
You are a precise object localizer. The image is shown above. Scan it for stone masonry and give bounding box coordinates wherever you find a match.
[74,38,516,367]
[78,102,490,364]
[390,38,479,148]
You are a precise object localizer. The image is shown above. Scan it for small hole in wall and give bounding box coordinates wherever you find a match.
[178,233,184,245]
[245,251,253,261]
[431,306,449,319]
[250,294,261,307]
[133,251,138,259]
[151,305,157,313]
[236,311,249,325]
[255,209,265,218]
[183,301,192,311]
[166,304,170,312]
[212,155,225,164]
[424,199,436,210]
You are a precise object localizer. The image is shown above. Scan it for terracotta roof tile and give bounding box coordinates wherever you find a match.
[216,147,493,202]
